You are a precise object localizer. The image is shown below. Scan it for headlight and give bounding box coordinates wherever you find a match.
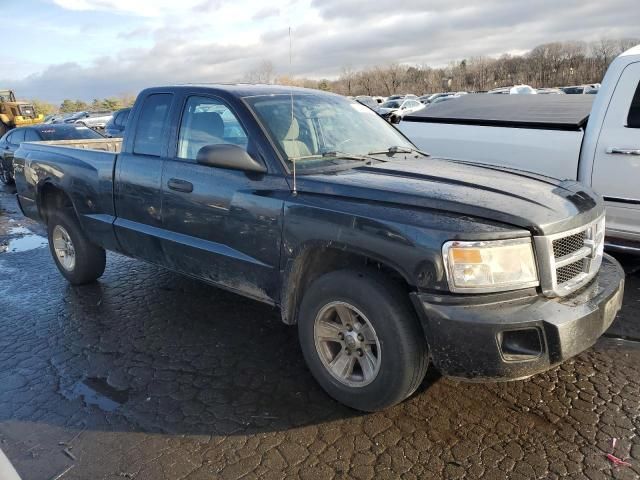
[442,238,539,293]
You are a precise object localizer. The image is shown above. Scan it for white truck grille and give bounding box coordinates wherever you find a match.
[534,215,605,297]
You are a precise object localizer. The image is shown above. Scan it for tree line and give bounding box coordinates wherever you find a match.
[28,95,136,117]
[25,37,639,116]
[247,38,639,96]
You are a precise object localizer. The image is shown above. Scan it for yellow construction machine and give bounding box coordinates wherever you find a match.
[0,89,44,136]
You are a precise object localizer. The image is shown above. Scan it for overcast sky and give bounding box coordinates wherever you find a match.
[2,0,639,102]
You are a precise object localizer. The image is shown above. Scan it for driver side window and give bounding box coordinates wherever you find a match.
[177,96,248,160]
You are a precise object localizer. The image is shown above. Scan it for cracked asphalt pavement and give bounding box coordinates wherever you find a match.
[1,184,639,480]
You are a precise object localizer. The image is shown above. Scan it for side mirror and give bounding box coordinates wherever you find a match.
[196,144,267,173]
[389,113,402,125]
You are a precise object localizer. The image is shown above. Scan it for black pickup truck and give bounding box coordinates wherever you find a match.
[13,85,625,411]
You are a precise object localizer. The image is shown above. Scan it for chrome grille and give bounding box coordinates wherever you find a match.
[534,214,605,297]
[552,231,586,258]
[556,261,585,284]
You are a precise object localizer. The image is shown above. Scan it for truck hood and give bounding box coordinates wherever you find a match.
[298,156,602,236]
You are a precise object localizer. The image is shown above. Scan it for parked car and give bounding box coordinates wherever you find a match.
[399,44,640,251]
[487,87,512,94]
[536,88,566,94]
[377,98,425,118]
[0,124,103,184]
[354,96,379,111]
[428,95,460,106]
[509,85,537,94]
[48,113,73,124]
[560,84,599,95]
[64,110,113,129]
[104,107,131,138]
[13,84,624,412]
[420,93,448,104]
[489,85,537,94]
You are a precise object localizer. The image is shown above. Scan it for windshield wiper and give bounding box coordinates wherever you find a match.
[289,151,376,164]
[367,146,430,157]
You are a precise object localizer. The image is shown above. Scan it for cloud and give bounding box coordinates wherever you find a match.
[9,0,640,101]
[252,6,280,21]
[51,0,205,16]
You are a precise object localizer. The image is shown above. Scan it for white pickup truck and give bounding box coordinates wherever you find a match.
[400,45,640,252]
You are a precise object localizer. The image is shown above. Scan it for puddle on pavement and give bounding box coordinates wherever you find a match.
[0,227,48,253]
[68,377,129,412]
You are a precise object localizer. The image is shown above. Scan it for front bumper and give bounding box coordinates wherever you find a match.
[411,254,625,380]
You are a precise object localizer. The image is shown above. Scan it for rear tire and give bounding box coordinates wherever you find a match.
[47,210,106,285]
[298,269,429,411]
[0,157,13,185]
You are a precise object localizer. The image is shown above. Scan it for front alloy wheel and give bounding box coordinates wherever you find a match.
[314,301,381,387]
[298,269,429,411]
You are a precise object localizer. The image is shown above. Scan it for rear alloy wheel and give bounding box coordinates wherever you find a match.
[47,210,106,284]
[52,225,76,272]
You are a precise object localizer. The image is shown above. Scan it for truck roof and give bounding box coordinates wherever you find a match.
[620,44,640,57]
[403,94,595,131]
[143,83,335,99]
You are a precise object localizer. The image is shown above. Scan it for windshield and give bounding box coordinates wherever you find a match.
[246,93,414,172]
[0,90,15,102]
[356,97,377,108]
[380,100,402,109]
[67,111,87,120]
[38,126,103,140]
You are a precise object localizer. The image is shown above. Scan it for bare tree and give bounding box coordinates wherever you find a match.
[244,60,275,84]
[245,37,639,96]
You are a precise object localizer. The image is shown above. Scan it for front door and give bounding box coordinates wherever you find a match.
[160,94,285,303]
[592,61,640,243]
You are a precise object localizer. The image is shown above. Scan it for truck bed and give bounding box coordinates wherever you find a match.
[399,95,591,180]
[28,137,123,153]
[403,94,594,130]
[14,138,122,246]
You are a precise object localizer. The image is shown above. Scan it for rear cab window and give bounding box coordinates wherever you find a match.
[134,94,173,156]
[627,80,640,128]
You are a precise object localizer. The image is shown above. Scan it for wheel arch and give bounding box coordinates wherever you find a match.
[37,182,78,225]
[280,242,415,325]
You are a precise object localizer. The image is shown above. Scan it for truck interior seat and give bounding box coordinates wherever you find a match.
[282,117,311,158]
[184,111,225,158]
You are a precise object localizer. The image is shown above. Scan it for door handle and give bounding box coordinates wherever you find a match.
[606,147,640,155]
[167,178,193,193]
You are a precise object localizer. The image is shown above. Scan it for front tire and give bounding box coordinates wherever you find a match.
[298,269,429,411]
[47,210,106,285]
